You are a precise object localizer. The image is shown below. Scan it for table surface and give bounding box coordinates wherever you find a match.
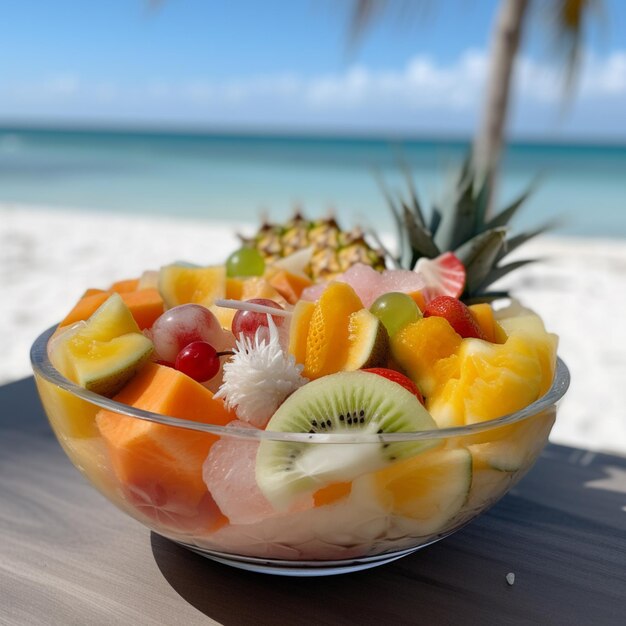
[1,376,625,626]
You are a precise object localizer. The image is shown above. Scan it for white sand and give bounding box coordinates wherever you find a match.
[2,203,625,456]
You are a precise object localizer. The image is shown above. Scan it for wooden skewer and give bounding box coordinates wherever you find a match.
[214,299,293,317]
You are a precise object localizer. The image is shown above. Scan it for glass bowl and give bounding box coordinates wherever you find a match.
[31,325,570,576]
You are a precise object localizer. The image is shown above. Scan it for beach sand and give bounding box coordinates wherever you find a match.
[2,204,624,456]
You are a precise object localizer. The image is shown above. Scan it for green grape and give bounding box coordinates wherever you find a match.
[226,247,265,278]
[370,292,422,337]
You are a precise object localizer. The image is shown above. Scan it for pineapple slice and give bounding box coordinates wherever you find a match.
[158,264,225,309]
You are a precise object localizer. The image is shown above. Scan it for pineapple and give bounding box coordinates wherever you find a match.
[240,212,386,281]
[378,157,550,301]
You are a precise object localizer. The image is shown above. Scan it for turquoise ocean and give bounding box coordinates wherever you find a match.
[1,127,625,237]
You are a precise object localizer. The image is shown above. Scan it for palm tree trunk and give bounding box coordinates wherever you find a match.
[474,0,530,215]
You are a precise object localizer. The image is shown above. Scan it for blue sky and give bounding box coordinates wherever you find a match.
[0,0,624,138]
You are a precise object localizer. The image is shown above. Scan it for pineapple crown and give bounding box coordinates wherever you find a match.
[375,155,554,302]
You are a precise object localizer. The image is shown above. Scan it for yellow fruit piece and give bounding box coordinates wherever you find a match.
[35,374,100,439]
[240,276,283,302]
[225,277,244,300]
[468,303,500,343]
[158,264,225,309]
[210,305,236,330]
[391,317,462,397]
[211,277,286,330]
[303,283,363,379]
[429,334,544,429]
[288,300,315,365]
[497,314,558,395]
[365,448,472,534]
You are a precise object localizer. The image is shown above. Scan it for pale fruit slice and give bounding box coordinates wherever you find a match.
[357,447,472,535]
[158,264,226,309]
[496,313,558,395]
[256,370,438,509]
[138,270,159,290]
[466,467,513,512]
[467,408,556,472]
[271,247,314,277]
[343,309,389,371]
[50,294,154,397]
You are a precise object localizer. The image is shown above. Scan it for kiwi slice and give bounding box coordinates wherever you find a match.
[256,371,438,509]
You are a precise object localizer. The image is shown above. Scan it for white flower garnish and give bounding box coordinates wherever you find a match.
[214,316,307,428]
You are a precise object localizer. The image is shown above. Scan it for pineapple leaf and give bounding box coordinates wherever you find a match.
[498,220,557,261]
[434,165,477,252]
[376,172,407,265]
[401,162,427,228]
[463,290,511,305]
[429,205,442,235]
[480,259,536,290]
[484,183,535,231]
[401,202,440,264]
[455,228,507,296]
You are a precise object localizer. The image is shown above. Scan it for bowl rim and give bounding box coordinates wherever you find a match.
[31,324,570,443]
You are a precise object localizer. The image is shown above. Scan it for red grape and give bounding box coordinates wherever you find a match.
[175,341,220,383]
[231,299,284,341]
[151,304,225,363]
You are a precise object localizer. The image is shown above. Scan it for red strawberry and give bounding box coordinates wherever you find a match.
[414,252,466,303]
[363,368,425,405]
[423,296,485,339]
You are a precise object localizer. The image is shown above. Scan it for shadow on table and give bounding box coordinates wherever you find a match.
[149,531,472,626]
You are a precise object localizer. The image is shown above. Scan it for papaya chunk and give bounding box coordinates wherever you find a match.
[269,270,312,304]
[96,363,234,531]
[109,278,140,293]
[60,289,164,330]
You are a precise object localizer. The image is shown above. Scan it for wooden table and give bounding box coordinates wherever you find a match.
[1,376,625,625]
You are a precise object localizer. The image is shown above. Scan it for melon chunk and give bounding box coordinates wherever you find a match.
[70,333,154,397]
[51,294,154,398]
[96,363,235,531]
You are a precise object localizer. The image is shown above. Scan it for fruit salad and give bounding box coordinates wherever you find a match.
[35,228,561,566]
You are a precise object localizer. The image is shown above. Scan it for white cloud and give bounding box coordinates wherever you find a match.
[0,49,624,135]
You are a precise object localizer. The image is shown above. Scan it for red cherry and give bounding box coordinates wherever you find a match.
[174,341,220,383]
[363,368,425,405]
[231,298,284,340]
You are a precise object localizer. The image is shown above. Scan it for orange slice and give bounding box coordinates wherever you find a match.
[303,283,363,379]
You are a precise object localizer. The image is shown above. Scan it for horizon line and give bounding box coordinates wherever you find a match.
[1,120,626,149]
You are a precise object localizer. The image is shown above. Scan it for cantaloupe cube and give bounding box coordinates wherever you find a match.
[96,363,235,531]
[109,278,140,293]
[60,289,164,330]
[269,270,312,304]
